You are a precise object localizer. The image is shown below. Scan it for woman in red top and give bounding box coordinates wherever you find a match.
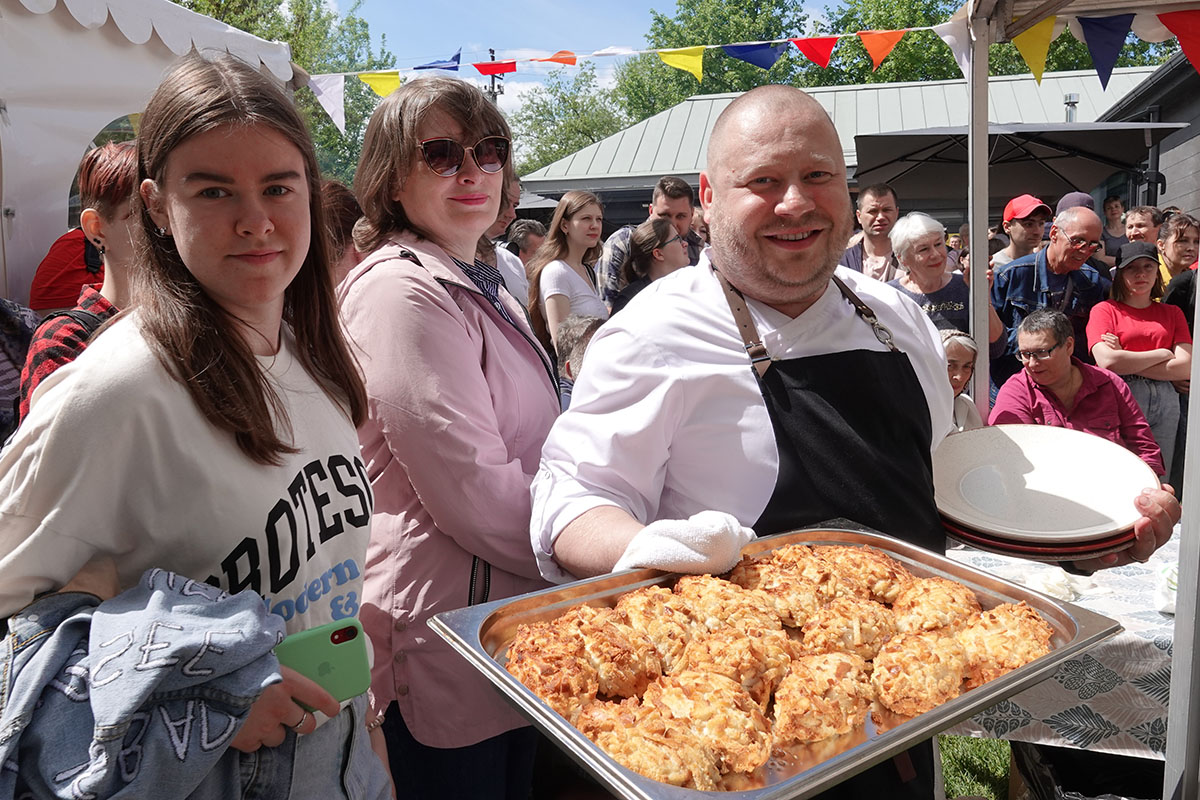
[1088,241,1192,477]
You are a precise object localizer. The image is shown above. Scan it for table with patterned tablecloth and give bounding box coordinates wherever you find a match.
[946,536,1178,760]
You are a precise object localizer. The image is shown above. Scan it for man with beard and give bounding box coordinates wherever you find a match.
[839,183,901,281]
[529,84,1179,798]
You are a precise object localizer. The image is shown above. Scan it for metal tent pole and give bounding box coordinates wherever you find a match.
[967,15,991,416]
[1164,288,1200,798]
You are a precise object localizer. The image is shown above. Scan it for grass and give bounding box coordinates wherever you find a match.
[940,735,1012,800]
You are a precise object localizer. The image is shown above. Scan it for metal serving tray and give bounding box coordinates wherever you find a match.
[430,527,1121,800]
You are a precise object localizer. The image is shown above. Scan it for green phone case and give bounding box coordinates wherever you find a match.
[274,618,371,704]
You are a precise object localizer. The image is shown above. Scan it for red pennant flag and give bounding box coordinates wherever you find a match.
[534,50,577,65]
[790,36,840,68]
[857,29,907,70]
[474,60,517,76]
[1159,11,1200,75]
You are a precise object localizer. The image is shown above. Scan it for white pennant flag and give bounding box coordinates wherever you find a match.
[309,73,346,135]
[933,18,972,79]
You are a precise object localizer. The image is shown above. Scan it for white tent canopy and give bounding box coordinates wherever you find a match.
[0,0,293,303]
[957,1,1198,794]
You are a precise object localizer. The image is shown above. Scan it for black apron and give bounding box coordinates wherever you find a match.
[717,270,940,798]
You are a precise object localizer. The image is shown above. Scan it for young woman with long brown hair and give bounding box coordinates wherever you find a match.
[0,52,390,797]
[526,190,607,352]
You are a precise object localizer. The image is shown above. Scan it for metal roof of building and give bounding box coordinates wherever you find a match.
[521,66,1159,195]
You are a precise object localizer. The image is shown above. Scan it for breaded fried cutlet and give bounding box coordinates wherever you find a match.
[505,620,598,723]
[871,630,967,716]
[727,555,824,627]
[615,585,703,672]
[673,625,793,709]
[576,698,721,791]
[673,575,782,634]
[643,671,772,774]
[959,602,1054,689]
[555,605,663,698]
[801,596,897,660]
[892,576,982,633]
[773,652,874,743]
[811,545,914,604]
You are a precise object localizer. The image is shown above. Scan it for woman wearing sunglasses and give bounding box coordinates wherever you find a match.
[527,190,608,353]
[340,75,559,799]
[611,217,691,314]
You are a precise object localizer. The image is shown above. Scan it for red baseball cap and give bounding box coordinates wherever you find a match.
[1003,194,1052,223]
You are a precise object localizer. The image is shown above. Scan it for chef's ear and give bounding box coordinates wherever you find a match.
[140,178,168,231]
[699,171,713,216]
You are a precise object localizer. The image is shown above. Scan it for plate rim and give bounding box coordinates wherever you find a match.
[934,424,1159,542]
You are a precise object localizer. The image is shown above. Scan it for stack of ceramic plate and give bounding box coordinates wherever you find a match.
[933,425,1160,562]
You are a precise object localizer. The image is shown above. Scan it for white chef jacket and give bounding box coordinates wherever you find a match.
[530,255,953,583]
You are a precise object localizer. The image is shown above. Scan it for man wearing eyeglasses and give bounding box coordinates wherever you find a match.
[991,206,1111,387]
[990,308,1163,475]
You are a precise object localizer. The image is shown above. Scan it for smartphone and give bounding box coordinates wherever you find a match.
[274,618,371,704]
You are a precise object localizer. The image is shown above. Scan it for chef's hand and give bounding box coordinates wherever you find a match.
[613,510,755,574]
[231,666,339,752]
[1069,485,1178,573]
[1101,332,1123,350]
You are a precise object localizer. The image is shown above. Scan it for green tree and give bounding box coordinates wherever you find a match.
[613,0,808,122]
[179,0,393,184]
[509,63,629,175]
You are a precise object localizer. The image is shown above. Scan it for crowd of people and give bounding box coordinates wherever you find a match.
[0,55,1187,800]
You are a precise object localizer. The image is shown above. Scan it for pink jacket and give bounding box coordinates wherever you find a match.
[339,233,559,748]
[989,358,1164,475]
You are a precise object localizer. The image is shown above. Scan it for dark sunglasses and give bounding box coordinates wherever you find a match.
[418,136,510,177]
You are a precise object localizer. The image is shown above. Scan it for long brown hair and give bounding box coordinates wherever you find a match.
[526,190,604,351]
[353,75,516,255]
[135,52,367,466]
[622,217,675,285]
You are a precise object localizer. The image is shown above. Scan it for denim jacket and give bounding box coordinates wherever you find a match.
[990,249,1111,384]
[0,569,290,800]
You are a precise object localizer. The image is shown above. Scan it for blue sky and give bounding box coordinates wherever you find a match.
[354,0,675,113]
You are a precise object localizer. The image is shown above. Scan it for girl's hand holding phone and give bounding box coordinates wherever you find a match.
[231,666,339,752]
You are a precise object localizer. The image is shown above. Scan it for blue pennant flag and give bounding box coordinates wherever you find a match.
[721,42,789,70]
[1078,15,1134,89]
[415,48,462,71]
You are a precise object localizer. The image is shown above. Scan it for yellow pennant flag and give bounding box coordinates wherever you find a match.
[658,46,705,82]
[358,71,401,97]
[128,113,142,134]
[1012,16,1057,84]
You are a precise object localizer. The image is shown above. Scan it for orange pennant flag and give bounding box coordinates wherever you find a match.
[857,29,906,70]
[534,50,577,65]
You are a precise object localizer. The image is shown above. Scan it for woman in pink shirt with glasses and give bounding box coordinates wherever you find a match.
[990,308,1163,475]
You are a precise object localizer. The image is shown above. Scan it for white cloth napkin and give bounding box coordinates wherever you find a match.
[613,510,755,574]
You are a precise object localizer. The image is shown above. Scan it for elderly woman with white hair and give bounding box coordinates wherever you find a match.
[888,212,1006,357]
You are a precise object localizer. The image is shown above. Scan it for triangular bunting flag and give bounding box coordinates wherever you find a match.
[534,50,577,65]
[1158,11,1200,75]
[932,19,971,78]
[721,42,789,70]
[415,48,461,71]
[128,113,142,134]
[658,46,705,82]
[790,36,840,68]
[308,73,346,134]
[358,71,401,97]
[475,60,517,76]
[857,30,906,70]
[1012,16,1057,83]
[1078,15,1134,89]
[591,45,634,57]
